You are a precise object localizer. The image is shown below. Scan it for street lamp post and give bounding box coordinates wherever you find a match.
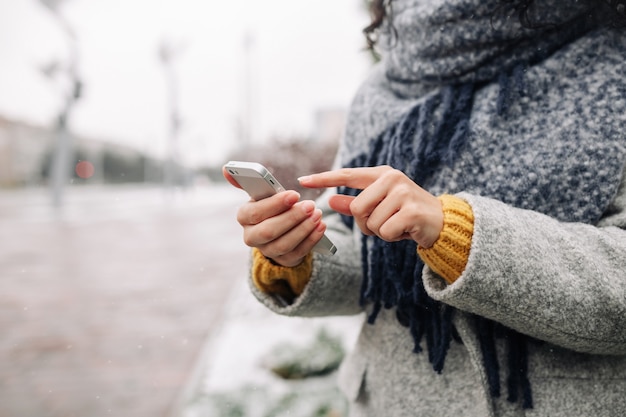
[158,39,184,190]
[39,0,81,209]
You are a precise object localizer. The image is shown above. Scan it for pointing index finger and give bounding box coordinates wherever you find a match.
[298,166,388,190]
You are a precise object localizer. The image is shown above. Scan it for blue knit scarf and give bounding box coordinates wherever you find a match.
[340,81,535,404]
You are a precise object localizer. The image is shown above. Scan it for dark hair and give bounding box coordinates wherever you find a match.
[363,0,626,50]
[363,0,391,50]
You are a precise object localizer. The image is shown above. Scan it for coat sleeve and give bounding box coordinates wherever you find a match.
[249,187,365,318]
[424,170,626,355]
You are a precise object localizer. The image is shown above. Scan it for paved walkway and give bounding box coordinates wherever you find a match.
[0,184,249,417]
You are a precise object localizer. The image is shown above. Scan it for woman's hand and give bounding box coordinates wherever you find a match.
[223,167,327,267]
[299,166,443,248]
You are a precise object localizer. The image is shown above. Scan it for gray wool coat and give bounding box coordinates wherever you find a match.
[249,1,626,415]
[251,176,626,417]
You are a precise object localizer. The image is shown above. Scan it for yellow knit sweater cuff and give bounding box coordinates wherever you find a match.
[417,195,474,285]
[251,248,314,300]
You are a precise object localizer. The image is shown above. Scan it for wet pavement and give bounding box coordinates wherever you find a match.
[0,184,249,417]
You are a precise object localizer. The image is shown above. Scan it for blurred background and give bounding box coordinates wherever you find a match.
[0,0,373,416]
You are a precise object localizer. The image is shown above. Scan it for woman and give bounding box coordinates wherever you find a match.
[224,0,626,415]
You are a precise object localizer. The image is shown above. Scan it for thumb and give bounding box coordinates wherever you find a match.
[328,194,355,216]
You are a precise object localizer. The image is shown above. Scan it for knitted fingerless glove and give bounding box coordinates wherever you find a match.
[251,248,313,300]
[417,194,474,285]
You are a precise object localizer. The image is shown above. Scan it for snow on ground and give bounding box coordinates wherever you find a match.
[179,267,364,417]
[204,279,363,392]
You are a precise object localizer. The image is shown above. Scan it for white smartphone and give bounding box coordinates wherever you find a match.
[224,160,337,256]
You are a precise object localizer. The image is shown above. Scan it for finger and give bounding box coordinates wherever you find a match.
[298,166,392,190]
[259,209,324,260]
[362,175,414,239]
[246,201,317,245]
[328,194,355,216]
[365,194,401,239]
[272,222,327,267]
[237,191,300,226]
[377,211,412,242]
[348,180,389,235]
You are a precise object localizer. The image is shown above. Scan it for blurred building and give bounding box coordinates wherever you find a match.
[0,115,51,187]
[0,114,168,187]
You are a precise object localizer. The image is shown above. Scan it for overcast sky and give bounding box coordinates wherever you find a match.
[0,0,371,166]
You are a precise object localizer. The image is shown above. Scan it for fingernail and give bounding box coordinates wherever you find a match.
[297,175,311,183]
[311,208,322,222]
[301,200,315,214]
[285,192,300,205]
